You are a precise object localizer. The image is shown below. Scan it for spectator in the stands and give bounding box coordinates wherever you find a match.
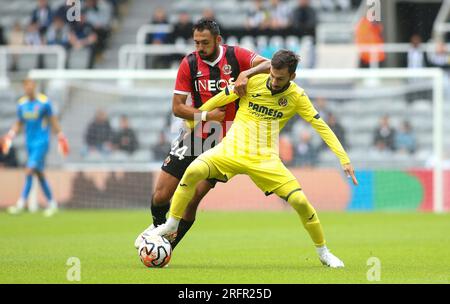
[326,113,347,149]
[84,0,112,55]
[54,1,70,22]
[395,121,416,154]
[152,131,172,161]
[112,115,139,154]
[406,34,430,101]
[0,146,19,168]
[146,7,170,44]
[355,15,385,68]
[7,21,25,71]
[201,8,216,21]
[85,109,113,155]
[0,25,6,45]
[407,34,425,69]
[69,12,98,68]
[314,97,330,122]
[267,0,290,30]
[9,22,25,46]
[427,40,450,69]
[294,129,317,167]
[172,11,194,42]
[145,7,171,68]
[25,22,45,68]
[291,0,317,39]
[373,115,396,152]
[200,8,224,35]
[24,22,43,46]
[45,16,71,49]
[31,0,53,35]
[245,0,270,30]
[279,133,294,166]
[107,0,121,19]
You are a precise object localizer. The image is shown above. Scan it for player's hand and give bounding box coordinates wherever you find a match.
[343,163,358,185]
[1,130,15,155]
[234,72,249,97]
[206,108,226,122]
[57,132,70,157]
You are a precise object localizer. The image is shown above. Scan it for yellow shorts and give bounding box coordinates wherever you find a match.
[198,141,298,195]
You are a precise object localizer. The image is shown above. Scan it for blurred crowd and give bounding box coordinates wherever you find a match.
[84,109,139,156]
[0,0,127,69]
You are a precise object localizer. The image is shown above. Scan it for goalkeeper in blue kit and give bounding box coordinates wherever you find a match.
[1,79,70,217]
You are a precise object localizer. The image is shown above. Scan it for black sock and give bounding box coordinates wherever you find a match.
[150,201,170,227]
[171,219,195,249]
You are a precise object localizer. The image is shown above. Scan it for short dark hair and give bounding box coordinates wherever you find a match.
[192,18,221,36]
[271,50,300,74]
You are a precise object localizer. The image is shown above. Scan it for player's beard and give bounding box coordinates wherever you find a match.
[199,43,219,61]
[267,77,290,94]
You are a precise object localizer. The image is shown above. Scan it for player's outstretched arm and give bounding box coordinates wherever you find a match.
[310,118,358,185]
[185,87,239,129]
[1,121,22,155]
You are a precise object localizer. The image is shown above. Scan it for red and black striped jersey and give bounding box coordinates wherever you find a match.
[174,44,257,138]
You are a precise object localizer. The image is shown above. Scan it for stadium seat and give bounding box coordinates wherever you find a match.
[240,36,256,51]
[269,36,285,49]
[109,151,130,162]
[68,49,91,69]
[17,54,39,70]
[226,36,239,47]
[131,150,151,162]
[253,35,268,51]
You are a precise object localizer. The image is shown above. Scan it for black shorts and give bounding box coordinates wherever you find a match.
[161,130,219,187]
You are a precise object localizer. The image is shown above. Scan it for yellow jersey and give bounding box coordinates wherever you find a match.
[187,73,350,165]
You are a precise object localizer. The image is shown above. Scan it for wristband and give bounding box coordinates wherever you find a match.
[201,111,208,122]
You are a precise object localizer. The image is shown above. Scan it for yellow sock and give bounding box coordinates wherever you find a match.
[169,159,210,219]
[287,190,326,247]
[274,180,326,247]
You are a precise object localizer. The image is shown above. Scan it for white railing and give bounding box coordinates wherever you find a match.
[357,43,450,68]
[0,45,67,88]
[118,44,193,69]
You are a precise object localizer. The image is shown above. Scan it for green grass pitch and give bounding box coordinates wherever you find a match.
[0,210,449,284]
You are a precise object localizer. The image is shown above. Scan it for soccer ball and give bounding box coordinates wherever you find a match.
[138,235,172,268]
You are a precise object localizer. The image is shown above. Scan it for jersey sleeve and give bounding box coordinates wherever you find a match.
[174,57,192,95]
[295,90,319,122]
[234,46,258,70]
[185,86,239,129]
[296,91,350,165]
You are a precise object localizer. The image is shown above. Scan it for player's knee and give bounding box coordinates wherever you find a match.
[152,190,171,206]
[183,160,210,184]
[35,170,44,180]
[287,190,309,210]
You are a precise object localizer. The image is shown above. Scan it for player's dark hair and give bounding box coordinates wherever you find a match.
[271,50,300,74]
[192,18,221,36]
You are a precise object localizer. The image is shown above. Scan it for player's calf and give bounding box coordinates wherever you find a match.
[171,179,213,249]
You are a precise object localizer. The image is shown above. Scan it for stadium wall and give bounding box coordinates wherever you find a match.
[1,169,448,211]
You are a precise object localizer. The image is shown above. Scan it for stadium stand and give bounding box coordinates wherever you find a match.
[1,0,449,171]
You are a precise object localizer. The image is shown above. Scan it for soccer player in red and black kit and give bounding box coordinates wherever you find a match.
[135,19,271,249]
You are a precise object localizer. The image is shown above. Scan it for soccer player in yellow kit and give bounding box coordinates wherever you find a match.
[148,50,358,268]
